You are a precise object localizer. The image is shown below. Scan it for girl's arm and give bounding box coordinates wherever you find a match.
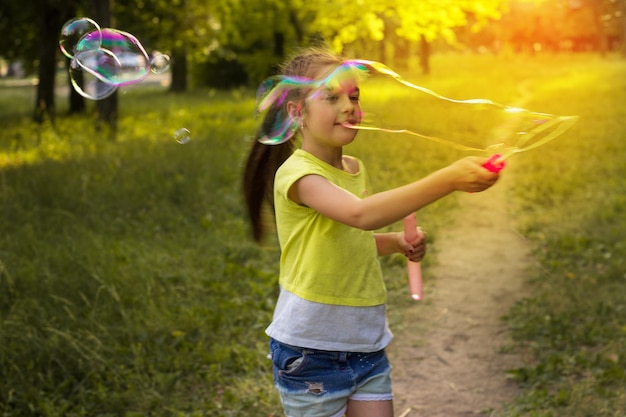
[290,156,498,230]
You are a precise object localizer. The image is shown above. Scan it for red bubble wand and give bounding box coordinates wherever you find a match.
[403,213,423,301]
[403,156,505,302]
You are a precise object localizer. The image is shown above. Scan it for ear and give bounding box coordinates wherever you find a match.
[286,100,302,119]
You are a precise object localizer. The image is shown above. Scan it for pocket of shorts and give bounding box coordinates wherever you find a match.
[271,340,308,375]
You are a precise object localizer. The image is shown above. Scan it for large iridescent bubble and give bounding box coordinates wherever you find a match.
[255,60,578,160]
[74,28,151,86]
[255,76,318,144]
[59,17,171,100]
[69,58,117,100]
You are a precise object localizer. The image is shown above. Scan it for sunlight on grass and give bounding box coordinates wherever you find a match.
[499,55,626,417]
[1,53,625,416]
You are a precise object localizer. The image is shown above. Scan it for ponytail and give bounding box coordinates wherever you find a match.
[243,135,294,242]
[243,47,345,242]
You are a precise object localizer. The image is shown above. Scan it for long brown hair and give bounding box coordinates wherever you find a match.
[243,48,344,242]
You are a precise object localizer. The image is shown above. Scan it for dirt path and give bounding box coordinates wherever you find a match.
[389,172,532,417]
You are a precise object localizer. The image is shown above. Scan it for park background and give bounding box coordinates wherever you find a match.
[1,0,625,416]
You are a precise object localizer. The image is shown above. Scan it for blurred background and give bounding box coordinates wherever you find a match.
[1,1,625,416]
[1,0,625,124]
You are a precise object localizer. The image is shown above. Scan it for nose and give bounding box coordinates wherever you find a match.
[340,94,355,114]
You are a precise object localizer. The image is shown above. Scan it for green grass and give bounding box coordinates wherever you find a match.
[497,55,626,417]
[1,87,284,416]
[1,53,625,416]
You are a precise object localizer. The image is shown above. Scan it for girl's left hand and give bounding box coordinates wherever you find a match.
[401,228,426,262]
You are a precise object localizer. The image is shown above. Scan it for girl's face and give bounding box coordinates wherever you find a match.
[300,65,361,148]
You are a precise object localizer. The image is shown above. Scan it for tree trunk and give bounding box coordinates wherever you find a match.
[169,48,188,93]
[273,32,285,58]
[34,0,62,124]
[66,58,86,114]
[420,34,430,75]
[588,0,608,56]
[92,0,118,138]
[288,9,304,44]
[621,0,626,56]
[63,4,86,114]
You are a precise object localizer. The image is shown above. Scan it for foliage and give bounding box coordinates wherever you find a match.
[0,0,39,71]
[209,0,309,85]
[112,0,220,65]
[2,0,622,82]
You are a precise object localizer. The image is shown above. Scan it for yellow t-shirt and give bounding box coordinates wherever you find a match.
[274,149,386,306]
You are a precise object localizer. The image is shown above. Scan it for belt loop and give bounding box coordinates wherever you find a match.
[339,352,348,363]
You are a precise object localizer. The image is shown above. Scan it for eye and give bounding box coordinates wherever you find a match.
[325,94,339,102]
[348,87,360,103]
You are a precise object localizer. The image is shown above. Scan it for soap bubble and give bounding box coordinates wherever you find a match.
[59,17,165,100]
[150,54,171,74]
[173,128,191,144]
[59,17,101,59]
[69,58,117,100]
[255,76,315,144]
[75,28,150,86]
[255,60,578,160]
[72,48,121,84]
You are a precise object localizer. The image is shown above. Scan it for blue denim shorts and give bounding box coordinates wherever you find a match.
[269,338,393,417]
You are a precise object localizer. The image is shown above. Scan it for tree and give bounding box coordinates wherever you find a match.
[113,0,219,92]
[33,0,65,124]
[62,3,88,115]
[0,0,39,74]
[497,0,625,54]
[0,0,86,122]
[91,0,118,137]
[212,0,306,85]
[304,0,504,73]
[622,0,626,55]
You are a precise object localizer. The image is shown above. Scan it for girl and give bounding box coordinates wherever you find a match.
[243,48,499,417]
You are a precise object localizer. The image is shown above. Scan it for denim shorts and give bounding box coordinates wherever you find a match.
[269,338,393,417]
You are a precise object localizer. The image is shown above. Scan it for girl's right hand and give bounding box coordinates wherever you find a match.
[447,156,500,193]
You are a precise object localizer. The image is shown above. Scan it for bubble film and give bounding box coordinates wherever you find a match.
[59,17,165,100]
[150,54,171,74]
[255,76,318,144]
[255,59,578,159]
[75,28,150,86]
[59,17,101,59]
[69,58,117,100]
[173,128,191,144]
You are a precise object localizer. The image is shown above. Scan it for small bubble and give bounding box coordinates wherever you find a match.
[150,54,171,74]
[174,128,191,144]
